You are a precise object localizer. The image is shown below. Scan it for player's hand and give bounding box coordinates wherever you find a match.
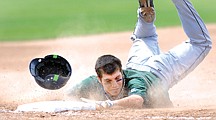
[80,98,114,110]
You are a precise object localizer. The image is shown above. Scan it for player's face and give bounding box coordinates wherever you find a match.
[98,69,123,97]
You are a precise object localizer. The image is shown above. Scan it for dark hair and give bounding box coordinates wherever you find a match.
[95,55,122,78]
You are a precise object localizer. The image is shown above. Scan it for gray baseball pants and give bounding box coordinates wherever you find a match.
[126,0,212,90]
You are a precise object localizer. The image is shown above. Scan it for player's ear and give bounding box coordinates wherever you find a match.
[97,76,102,83]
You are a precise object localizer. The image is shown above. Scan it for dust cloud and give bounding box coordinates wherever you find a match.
[0,24,216,109]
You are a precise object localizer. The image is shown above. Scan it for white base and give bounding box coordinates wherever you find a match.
[15,101,96,112]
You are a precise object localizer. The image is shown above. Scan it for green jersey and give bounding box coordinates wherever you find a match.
[69,69,172,108]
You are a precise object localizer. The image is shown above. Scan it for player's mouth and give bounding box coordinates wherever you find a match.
[110,88,121,94]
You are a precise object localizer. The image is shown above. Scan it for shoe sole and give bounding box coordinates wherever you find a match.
[139,0,155,23]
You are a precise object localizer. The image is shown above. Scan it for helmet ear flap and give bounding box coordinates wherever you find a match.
[29,55,72,90]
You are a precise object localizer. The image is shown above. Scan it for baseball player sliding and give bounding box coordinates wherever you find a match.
[69,0,212,109]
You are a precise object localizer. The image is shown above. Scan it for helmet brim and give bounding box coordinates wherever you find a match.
[29,58,42,77]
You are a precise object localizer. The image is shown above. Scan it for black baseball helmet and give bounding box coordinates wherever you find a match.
[29,54,72,90]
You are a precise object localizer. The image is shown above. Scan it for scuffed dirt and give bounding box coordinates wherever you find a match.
[0,24,216,119]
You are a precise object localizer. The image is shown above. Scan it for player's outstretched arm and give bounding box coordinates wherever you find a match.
[111,95,144,109]
[81,95,144,110]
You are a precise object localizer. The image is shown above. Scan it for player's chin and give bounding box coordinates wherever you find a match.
[110,89,121,96]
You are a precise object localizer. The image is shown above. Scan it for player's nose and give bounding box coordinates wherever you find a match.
[111,81,118,88]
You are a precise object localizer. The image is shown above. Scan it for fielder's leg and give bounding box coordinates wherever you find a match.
[126,0,161,70]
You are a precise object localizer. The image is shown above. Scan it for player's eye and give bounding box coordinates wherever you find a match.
[105,80,111,83]
[116,78,123,82]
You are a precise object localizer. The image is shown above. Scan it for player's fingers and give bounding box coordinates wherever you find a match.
[80,98,99,104]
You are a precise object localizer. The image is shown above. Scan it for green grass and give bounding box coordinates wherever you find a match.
[0,0,215,41]
[154,0,216,27]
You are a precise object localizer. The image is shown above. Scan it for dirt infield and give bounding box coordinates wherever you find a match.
[0,24,216,119]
